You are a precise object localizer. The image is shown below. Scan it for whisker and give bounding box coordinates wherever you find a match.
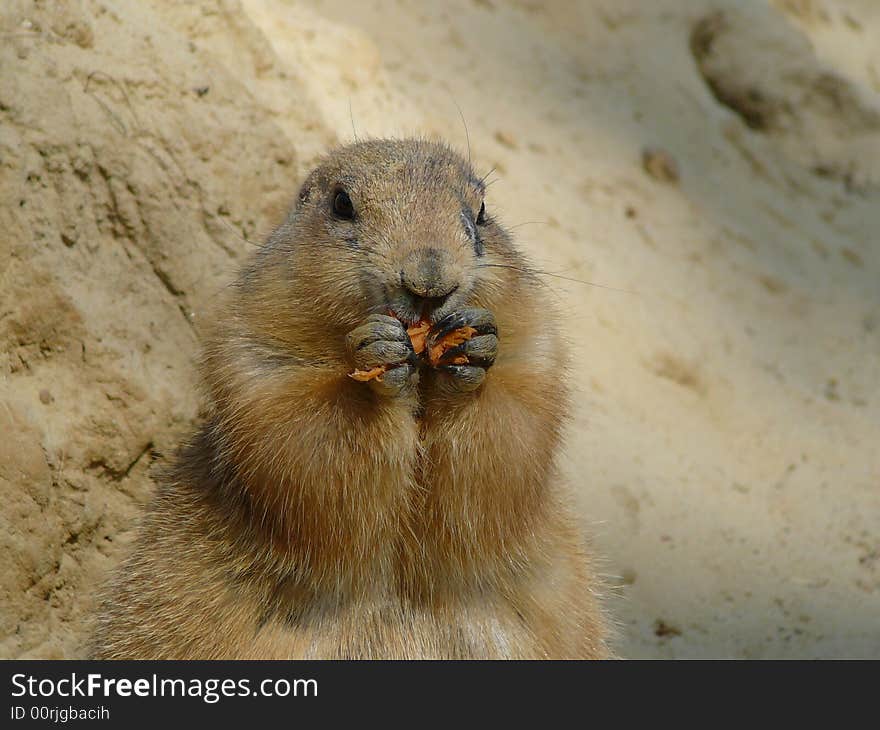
[451,97,471,168]
[507,220,551,232]
[476,263,640,296]
[349,98,359,142]
[478,167,497,188]
[218,218,262,248]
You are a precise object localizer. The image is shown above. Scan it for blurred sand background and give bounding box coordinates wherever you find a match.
[1,0,878,658]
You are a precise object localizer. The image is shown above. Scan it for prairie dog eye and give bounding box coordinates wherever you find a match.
[332,189,354,220]
[476,201,486,225]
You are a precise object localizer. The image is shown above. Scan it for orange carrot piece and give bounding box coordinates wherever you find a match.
[348,366,387,382]
[349,320,478,381]
[428,326,478,366]
[406,321,431,355]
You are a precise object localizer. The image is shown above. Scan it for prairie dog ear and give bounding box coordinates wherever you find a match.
[296,169,320,208]
[297,180,313,207]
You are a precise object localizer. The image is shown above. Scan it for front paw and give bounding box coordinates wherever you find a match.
[429,308,497,393]
[346,314,418,397]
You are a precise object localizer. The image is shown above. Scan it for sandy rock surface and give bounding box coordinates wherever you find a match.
[1,0,878,658]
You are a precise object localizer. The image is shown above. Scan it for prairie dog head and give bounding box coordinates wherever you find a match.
[295,138,514,322]
[232,138,524,356]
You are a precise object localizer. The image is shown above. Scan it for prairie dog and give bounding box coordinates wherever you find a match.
[88,138,612,659]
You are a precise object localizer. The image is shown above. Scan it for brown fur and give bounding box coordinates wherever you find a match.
[87,138,613,659]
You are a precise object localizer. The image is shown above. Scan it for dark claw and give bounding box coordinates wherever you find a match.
[438,333,497,368]
[438,343,467,363]
[431,311,468,337]
[430,308,497,343]
[440,346,493,368]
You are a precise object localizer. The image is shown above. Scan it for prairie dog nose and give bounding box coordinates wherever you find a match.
[400,248,458,300]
